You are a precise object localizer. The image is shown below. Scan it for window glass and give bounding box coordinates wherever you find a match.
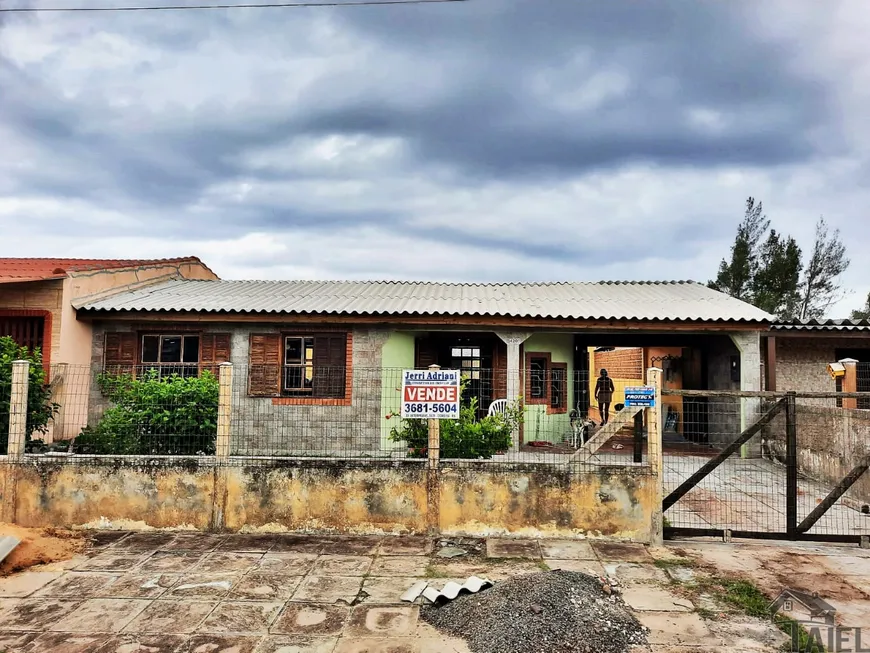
[142,336,159,363]
[182,336,200,363]
[530,356,547,399]
[160,336,182,363]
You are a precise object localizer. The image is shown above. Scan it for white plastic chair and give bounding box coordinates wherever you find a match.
[487,399,508,417]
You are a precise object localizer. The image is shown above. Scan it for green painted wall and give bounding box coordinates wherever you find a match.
[381,331,416,449]
[523,333,574,444]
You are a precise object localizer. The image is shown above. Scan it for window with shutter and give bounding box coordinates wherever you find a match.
[104,332,138,375]
[414,336,440,369]
[311,334,347,398]
[249,333,281,397]
[200,333,231,377]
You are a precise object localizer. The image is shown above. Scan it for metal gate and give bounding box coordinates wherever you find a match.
[661,389,870,544]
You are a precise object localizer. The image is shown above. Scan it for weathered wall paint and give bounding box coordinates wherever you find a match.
[11,459,216,530]
[439,466,655,540]
[524,333,574,443]
[5,458,655,541]
[380,331,417,449]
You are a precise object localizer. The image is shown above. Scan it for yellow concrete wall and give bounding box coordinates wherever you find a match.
[439,468,655,540]
[5,459,655,542]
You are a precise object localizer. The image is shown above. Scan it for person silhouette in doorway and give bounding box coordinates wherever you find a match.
[595,368,615,425]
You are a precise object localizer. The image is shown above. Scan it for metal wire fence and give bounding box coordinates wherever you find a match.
[662,386,870,540]
[1,363,654,471]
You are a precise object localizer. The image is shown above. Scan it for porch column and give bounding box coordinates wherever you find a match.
[730,332,762,458]
[495,331,532,451]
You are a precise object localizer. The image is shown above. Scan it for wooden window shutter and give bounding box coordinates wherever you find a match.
[415,336,439,369]
[492,339,507,401]
[104,332,137,374]
[200,333,231,377]
[313,334,347,398]
[249,334,281,397]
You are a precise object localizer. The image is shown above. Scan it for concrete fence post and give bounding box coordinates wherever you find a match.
[841,358,859,410]
[215,362,233,459]
[646,366,664,546]
[427,364,441,534]
[7,360,30,461]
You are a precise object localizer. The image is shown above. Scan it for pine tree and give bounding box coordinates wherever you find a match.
[708,197,769,301]
[752,230,802,320]
[850,293,870,321]
[797,218,850,320]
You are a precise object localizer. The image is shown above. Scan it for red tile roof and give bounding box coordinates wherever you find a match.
[0,257,207,283]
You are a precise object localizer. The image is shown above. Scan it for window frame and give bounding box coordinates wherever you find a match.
[525,352,551,406]
[282,334,316,395]
[549,362,568,414]
[140,333,201,377]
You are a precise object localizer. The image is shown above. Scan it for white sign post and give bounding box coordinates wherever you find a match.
[401,368,461,419]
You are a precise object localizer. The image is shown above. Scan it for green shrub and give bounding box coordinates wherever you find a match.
[75,369,219,455]
[389,393,522,459]
[0,336,58,455]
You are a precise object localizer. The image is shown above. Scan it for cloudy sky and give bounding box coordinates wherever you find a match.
[1,0,869,315]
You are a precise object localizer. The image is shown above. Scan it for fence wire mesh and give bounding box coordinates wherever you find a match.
[2,363,652,472]
[662,385,870,540]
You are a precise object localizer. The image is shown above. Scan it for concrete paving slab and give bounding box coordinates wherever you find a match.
[50,598,150,633]
[270,603,349,636]
[485,538,541,559]
[539,540,597,560]
[34,572,118,598]
[427,559,541,581]
[0,597,82,631]
[196,552,263,574]
[824,598,870,627]
[74,552,150,572]
[0,571,62,598]
[166,533,226,553]
[218,534,278,553]
[95,633,189,652]
[123,600,217,634]
[819,554,870,577]
[0,631,40,651]
[199,601,283,634]
[97,573,180,599]
[25,632,112,652]
[87,532,131,549]
[591,541,653,563]
[112,532,179,552]
[292,576,363,604]
[165,572,238,599]
[333,639,417,653]
[138,551,203,574]
[361,577,424,604]
[544,559,607,576]
[605,563,669,585]
[369,556,429,577]
[270,536,328,555]
[319,537,382,556]
[344,605,419,637]
[230,573,304,601]
[313,555,373,576]
[256,554,319,575]
[188,634,262,652]
[635,611,719,646]
[255,635,338,653]
[622,586,694,612]
[378,537,433,556]
[416,639,471,653]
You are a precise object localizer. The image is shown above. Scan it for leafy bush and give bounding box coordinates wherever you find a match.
[0,336,58,455]
[75,369,219,455]
[389,393,522,459]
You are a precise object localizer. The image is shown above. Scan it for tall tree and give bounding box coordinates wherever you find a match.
[797,217,850,320]
[708,197,769,300]
[752,230,802,320]
[850,293,870,321]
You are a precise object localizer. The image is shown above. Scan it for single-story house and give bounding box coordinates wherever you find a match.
[74,279,773,455]
[0,257,218,439]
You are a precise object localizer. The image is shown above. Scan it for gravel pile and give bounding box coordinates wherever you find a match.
[421,570,648,653]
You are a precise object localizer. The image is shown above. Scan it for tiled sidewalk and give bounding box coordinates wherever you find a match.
[0,532,775,653]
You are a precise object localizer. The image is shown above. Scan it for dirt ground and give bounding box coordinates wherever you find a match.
[0,523,85,576]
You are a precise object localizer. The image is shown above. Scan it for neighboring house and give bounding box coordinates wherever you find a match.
[75,279,772,454]
[0,257,218,439]
[770,588,837,626]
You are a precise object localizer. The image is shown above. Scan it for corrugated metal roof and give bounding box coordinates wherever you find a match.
[76,279,774,323]
[772,318,870,332]
[0,257,210,284]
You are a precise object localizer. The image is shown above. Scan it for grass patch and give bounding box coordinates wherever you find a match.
[537,560,551,571]
[653,557,697,570]
[424,564,449,579]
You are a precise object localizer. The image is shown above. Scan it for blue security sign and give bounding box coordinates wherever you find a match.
[624,386,656,407]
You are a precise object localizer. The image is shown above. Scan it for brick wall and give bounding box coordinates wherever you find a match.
[0,280,63,365]
[591,348,644,379]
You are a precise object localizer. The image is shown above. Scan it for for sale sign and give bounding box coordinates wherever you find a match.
[401,369,461,419]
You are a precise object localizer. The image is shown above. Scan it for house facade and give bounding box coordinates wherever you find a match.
[0,257,218,440]
[75,279,772,456]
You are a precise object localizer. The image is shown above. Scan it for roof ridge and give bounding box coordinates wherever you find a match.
[167,278,700,286]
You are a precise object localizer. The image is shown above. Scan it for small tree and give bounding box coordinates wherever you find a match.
[709,197,770,301]
[0,336,58,455]
[851,293,870,321]
[752,230,802,320]
[797,217,850,320]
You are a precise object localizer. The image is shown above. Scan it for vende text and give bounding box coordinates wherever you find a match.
[404,386,458,402]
